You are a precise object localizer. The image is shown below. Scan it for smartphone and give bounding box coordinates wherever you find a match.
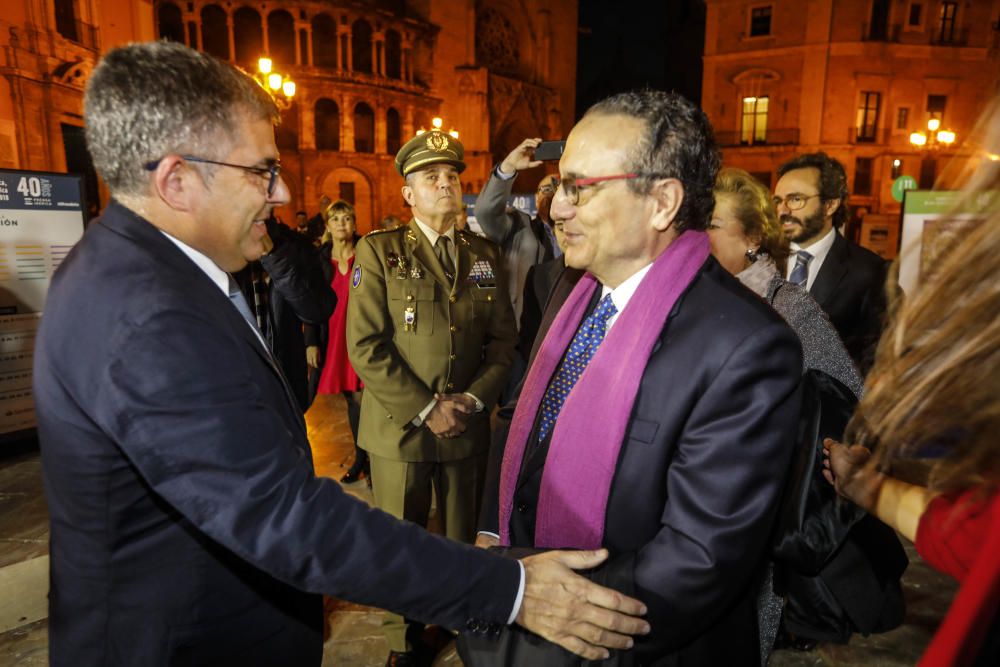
[534,140,565,161]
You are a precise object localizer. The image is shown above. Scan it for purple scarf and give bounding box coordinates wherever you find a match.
[498,231,710,549]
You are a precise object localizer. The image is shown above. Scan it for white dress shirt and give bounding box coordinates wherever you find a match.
[787,226,837,291]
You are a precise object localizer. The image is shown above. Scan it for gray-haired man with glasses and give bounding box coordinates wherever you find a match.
[774,152,888,372]
[33,41,649,667]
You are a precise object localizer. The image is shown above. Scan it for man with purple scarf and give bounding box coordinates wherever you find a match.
[462,90,804,666]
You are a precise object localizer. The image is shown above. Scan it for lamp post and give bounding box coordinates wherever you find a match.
[256,57,296,110]
[415,116,459,139]
[909,118,957,188]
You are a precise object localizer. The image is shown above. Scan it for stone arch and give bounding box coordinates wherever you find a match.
[352,19,373,73]
[201,5,229,60]
[384,29,402,79]
[312,13,337,68]
[157,2,185,44]
[233,6,263,65]
[354,102,375,153]
[267,9,296,66]
[320,167,375,234]
[315,98,340,151]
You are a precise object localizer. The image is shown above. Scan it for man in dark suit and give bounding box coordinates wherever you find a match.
[32,41,650,667]
[774,153,888,373]
[467,91,803,666]
[518,219,567,359]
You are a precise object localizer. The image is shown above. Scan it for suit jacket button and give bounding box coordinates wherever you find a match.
[446,382,454,390]
[450,325,458,332]
[386,414,392,419]
[449,354,457,361]
[517,503,528,513]
[449,295,457,303]
[406,294,414,302]
[487,294,493,301]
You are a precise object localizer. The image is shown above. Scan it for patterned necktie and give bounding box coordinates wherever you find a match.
[789,250,813,287]
[250,263,270,345]
[537,294,618,442]
[435,236,455,281]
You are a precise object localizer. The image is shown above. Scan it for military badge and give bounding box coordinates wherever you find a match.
[352,265,362,288]
[426,132,449,152]
[467,259,497,288]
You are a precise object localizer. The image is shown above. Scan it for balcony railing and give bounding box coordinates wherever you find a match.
[930,25,970,46]
[849,127,891,145]
[715,128,799,147]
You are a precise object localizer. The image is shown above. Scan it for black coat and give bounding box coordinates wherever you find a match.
[468,258,804,666]
[34,201,522,666]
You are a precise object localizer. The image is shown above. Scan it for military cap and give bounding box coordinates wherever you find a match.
[394,130,466,177]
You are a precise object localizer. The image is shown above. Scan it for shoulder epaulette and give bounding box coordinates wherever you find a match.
[459,228,500,248]
[364,226,406,238]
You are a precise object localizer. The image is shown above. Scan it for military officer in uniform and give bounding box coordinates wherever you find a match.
[347,130,517,666]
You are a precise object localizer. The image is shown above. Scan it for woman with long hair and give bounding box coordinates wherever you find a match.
[825,97,1000,666]
[307,200,368,484]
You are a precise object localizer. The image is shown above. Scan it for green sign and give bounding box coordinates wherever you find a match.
[891,175,917,202]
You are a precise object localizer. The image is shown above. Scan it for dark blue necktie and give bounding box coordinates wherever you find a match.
[789,250,813,287]
[537,294,617,442]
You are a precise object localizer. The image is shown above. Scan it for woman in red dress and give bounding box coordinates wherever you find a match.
[824,98,1000,667]
[306,200,367,484]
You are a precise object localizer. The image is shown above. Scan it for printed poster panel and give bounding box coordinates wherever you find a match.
[898,190,997,295]
[0,169,86,437]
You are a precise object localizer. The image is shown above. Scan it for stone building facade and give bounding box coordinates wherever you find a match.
[0,0,576,233]
[702,0,1000,253]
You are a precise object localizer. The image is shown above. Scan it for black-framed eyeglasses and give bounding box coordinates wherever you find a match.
[557,172,662,205]
[772,193,821,211]
[144,155,282,196]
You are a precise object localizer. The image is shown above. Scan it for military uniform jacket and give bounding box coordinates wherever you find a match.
[347,221,517,462]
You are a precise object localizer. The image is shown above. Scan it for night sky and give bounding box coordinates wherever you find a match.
[576,0,706,119]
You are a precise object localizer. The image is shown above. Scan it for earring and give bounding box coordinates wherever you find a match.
[745,247,760,263]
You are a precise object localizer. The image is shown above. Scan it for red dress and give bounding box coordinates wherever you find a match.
[916,489,1000,666]
[317,256,363,394]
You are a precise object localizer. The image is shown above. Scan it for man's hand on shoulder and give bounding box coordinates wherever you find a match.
[499,138,544,176]
[517,549,650,661]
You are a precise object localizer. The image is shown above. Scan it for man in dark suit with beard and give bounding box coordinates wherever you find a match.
[465,90,803,666]
[32,41,651,667]
[774,153,888,374]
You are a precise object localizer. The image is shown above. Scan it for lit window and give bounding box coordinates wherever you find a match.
[938,2,957,42]
[741,96,768,144]
[856,92,881,142]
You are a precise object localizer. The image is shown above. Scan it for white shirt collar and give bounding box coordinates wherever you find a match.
[787,226,837,287]
[412,217,456,246]
[159,230,230,294]
[599,263,654,330]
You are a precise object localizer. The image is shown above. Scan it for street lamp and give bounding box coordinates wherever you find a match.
[416,116,459,139]
[909,118,957,189]
[256,57,296,109]
[909,117,956,150]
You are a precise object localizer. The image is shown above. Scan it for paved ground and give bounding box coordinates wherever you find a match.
[0,393,956,666]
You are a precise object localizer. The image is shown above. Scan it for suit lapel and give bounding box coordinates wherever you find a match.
[810,232,848,309]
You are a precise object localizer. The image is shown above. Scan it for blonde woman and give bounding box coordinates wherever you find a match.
[306,200,367,484]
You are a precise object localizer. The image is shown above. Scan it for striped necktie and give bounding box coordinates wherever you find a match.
[789,250,813,287]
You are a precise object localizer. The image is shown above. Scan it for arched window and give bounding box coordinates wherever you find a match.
[315,99,340,151]
[267,10,296,66]
[354,103,375,153]
[384,30,402,79]
[157,3,185,44]
[386,107,401,154]
[275,104,299,151]
[201,5,229,60]
[352,20,373,74]
[311,14,337,69]
[233,7,263,65]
